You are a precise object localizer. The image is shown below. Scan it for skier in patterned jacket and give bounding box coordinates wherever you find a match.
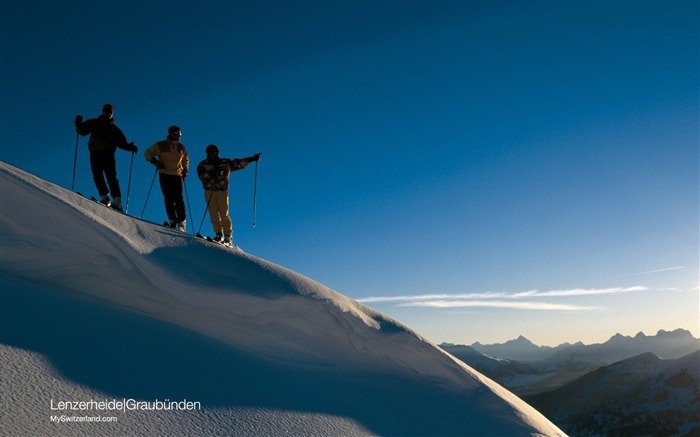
[144,126,189,231]
[196,144,261,245]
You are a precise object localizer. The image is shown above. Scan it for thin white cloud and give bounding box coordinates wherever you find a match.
[511,286,647,298]
[400,300,600,311]
[357,292,507,303]
[357,286,647,304]
[620,266,685,277]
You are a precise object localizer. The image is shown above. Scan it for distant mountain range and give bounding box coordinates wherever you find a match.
[441,329,700,396]
[525,351,700,436]
[467,329,698,363]
[442,330,700,436]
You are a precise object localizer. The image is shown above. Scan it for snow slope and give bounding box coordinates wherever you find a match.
[0,161,565,436]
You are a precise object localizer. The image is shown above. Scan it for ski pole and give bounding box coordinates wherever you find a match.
[183,177,192,234]
[125,151,134,213]
[252,159,258,228]
[140,168,157,218]
[197,190,214,235]
[71,131,79,191]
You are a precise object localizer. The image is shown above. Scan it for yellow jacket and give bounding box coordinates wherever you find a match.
[144,139,189,177]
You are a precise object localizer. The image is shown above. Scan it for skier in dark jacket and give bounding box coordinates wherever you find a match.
[75,103,137,211]
[196,144,260,245]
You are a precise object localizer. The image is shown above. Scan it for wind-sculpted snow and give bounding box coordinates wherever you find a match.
[0,161,565,436]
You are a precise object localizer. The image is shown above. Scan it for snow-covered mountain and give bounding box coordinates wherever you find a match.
[470,330,698,365]
[440,344,541,386]
[470,336,568,363]
[440,343,597,397]
[525,351,700,436]
[0,161,565,436]
[452,330,700,397]
[543,329,700,367]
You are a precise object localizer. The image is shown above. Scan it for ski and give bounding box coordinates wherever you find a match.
[196,232,219,244]
[87,195,124,213]
[164,221,187,232]
[196,232,236,249]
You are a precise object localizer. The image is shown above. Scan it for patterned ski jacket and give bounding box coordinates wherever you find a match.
[196,157,251,191]
[144,139,189,177]
[76,115,130,153]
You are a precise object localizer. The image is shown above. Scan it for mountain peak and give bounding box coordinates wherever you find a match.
[608,333,630,342]
[657,328,694,339]
[610,352,663,374]
[512,335,536,346]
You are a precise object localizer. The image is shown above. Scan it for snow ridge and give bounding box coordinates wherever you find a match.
[0,161,565,436]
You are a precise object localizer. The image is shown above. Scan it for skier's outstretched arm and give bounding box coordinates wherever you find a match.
[230,153,261,171]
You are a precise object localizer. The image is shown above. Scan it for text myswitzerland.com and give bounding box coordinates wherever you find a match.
[50,415,118,424]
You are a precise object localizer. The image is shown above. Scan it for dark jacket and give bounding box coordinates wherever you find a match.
[76,115,130,153]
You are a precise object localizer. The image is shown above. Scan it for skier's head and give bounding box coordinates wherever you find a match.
[206,144,220,157]
[168,125,182,140]
[102,103,114,118]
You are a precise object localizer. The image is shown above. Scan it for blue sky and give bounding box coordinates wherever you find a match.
[1,0,698,346]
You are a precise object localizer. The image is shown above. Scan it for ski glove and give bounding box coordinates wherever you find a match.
[149,158,164,169]
[74,115,83,125]
[252,153,262,162]
[127,142,138,153]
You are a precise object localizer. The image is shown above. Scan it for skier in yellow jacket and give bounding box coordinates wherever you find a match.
[144,126,189,231]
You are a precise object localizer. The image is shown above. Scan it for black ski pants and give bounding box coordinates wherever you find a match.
[159,173,186,223]
[90,150,121,198]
